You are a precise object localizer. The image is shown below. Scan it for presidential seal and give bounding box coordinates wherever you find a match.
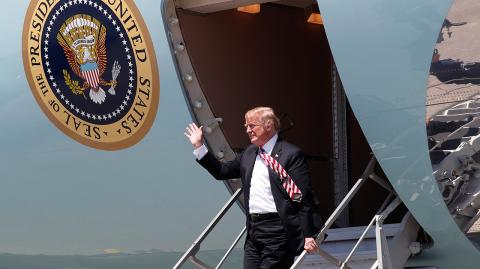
[22,0,159,150]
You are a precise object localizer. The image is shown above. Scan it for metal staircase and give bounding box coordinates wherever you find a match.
[173,157,422,269]
[172,188,245,269]
[290,157,420,269]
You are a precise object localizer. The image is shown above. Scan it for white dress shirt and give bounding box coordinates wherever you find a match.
[193,134,279,214]
[193,144,209,160]
[248,134,278,214]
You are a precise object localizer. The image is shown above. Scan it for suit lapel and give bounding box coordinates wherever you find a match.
[244,146,258,193]
[271,138,283,160]
[268,139,286,194]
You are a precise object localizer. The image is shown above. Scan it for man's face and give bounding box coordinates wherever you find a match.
[245,115,272,147]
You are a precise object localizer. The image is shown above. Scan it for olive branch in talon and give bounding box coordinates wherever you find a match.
[107,60,121,95]
[63,69,87,99]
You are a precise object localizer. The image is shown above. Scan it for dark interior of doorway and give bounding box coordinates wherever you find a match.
[176,3,402,227]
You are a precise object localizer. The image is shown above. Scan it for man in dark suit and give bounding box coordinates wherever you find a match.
[185,107,318,269]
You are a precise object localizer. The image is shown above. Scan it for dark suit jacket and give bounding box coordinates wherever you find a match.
[197,138,317,254]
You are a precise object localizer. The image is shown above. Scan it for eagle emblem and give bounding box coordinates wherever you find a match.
[57,14,121,104]
[23,0,159,150]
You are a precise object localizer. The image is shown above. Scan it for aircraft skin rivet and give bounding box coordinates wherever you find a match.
[176,42,185,51]
[193,100,202,109]
[409,242,422,255]
[168,17,179,24]
[183,73,193,82]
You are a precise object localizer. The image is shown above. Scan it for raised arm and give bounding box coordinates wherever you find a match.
[184,122,241,180]
[184,122,203,149]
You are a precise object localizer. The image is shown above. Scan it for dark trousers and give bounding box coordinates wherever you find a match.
[244,214,295,269]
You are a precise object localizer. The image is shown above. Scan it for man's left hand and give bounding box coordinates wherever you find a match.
[304,237,319,253]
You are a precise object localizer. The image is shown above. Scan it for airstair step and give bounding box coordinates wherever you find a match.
[468,102,480,109]
[446,108,480,115]
[296,225,401,269]
[432,113,477,122]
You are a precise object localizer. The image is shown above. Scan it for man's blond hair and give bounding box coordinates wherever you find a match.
[245,107,281,131]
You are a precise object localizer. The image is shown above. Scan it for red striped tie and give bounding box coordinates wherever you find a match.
[259,147,302,202]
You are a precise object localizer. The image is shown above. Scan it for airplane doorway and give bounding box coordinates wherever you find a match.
[167,1,393,228]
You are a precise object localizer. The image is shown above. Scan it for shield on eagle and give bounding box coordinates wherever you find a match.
[57,14,120,104]
[81,62,100,90]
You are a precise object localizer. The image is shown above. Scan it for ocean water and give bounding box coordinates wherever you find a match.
[0,249,243,269]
